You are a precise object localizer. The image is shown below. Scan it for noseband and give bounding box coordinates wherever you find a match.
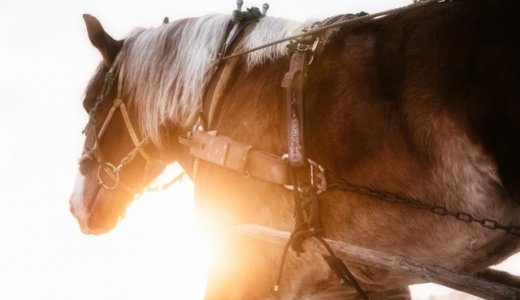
[79,56,153,194]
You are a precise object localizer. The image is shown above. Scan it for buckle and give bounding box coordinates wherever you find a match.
[308,159,327,194]
[281,155,327,194]
[281,153,295,191]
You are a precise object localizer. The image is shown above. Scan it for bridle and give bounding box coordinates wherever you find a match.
[79,56,155,194]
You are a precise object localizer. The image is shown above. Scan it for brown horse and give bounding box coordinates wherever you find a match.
[70,1,520,299]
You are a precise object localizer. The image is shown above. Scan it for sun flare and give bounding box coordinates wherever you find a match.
[109,164,212,299]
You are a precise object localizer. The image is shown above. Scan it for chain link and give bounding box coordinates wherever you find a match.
[328,176,520,237]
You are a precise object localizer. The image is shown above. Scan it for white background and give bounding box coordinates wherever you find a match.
[0,0,518,299]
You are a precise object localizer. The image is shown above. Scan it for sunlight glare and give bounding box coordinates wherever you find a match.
[112,164,212,300]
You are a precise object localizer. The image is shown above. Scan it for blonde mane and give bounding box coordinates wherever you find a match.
[119,14,303,145]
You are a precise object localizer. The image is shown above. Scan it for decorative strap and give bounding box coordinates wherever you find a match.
[281,22,323,168]
[179,131,290,185]
[282,50,309,168]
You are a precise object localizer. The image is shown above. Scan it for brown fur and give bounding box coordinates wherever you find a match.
[71,1,520,298]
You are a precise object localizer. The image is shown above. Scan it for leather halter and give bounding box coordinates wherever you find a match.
[80,58,154,194]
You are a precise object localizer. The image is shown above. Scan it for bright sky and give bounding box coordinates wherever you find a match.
[0,0,518,299]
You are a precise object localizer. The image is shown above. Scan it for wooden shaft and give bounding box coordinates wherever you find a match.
[237,224,520,300]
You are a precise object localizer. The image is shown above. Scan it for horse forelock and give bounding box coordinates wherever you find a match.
[117,14,303,146]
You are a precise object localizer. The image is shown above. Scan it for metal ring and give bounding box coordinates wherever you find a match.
[296,43,310,52]
[307,158,327,194]
[281,153,295,190]
[97,163,120,190]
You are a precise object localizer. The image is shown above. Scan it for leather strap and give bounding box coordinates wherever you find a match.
[113,61,151,162]
[282,50,308,168]
[202,21,258,129]
[179,131,290,185]
[114,98,151,161]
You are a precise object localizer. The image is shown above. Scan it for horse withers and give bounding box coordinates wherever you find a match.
[70,1,520,298]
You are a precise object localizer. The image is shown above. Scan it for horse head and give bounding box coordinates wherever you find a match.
[69,15,165,234]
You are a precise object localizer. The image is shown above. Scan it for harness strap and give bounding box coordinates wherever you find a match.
[96,101,118,140]
[204,46,242,128]
[275,17,368,299]
[202,21,258,129]
[116,99,151,161]
[282,50,308,168]
[179,131,291,185]
[115,62,152,162]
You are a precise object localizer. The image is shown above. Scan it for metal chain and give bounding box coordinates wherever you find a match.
[327,175,520,237]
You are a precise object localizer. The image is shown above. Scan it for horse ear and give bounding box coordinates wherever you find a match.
[83,14,122,66]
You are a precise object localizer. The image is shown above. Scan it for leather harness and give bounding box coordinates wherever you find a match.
[179,14,365,187]
[179,12,369,298]
[179,16,296,185]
